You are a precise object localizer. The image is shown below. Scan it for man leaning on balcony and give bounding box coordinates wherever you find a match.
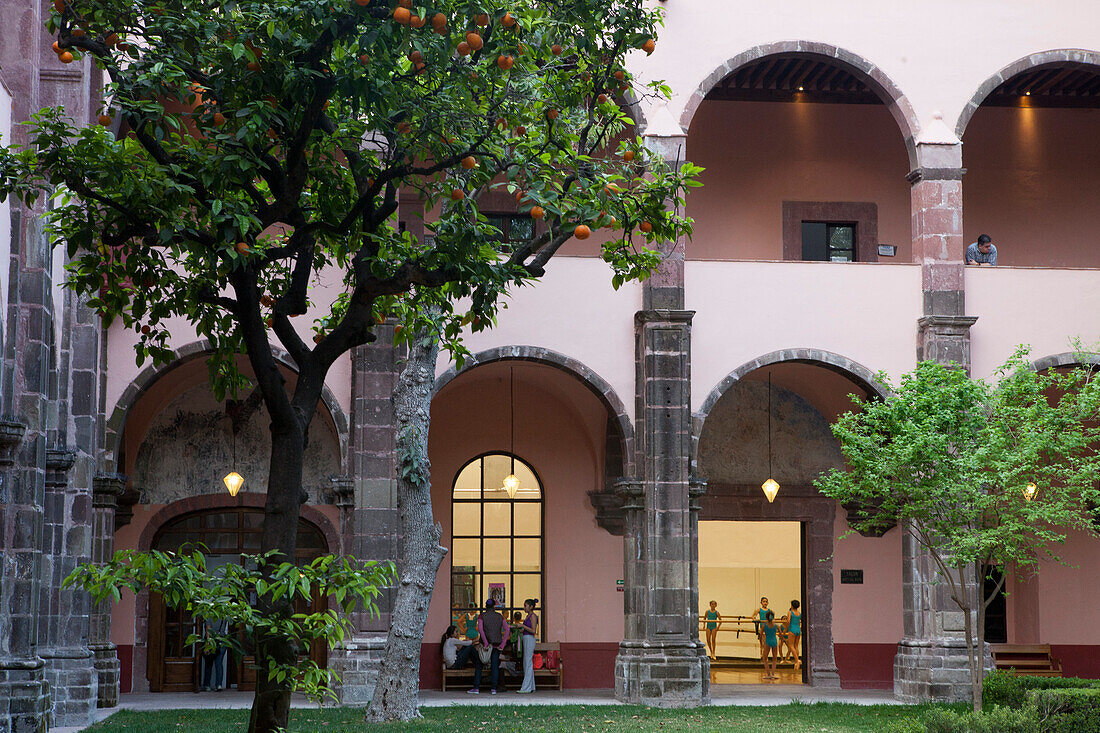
[966,234,997,266]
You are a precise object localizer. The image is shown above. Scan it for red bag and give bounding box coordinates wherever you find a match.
[532,652,544,670]
[545,650,560,670]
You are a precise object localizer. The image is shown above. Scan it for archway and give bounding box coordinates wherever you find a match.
[694,353,898,689]
[957,50,1100,267]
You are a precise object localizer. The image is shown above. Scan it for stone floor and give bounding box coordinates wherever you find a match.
[54,685,900,731]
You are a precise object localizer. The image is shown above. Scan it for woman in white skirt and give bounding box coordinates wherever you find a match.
[517,599,540,693]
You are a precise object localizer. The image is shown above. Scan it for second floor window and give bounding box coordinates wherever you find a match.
[485,213,535,244]
[801,222,857,262]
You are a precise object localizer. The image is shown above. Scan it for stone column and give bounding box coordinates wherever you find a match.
[0,211,53,733]
[895,139,978,703]
[38,448,98,726]
[330,334,400,705]
[615,309,709,707]
[89,474,125,708]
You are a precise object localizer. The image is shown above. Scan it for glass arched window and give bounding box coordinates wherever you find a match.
[451,453,543,635]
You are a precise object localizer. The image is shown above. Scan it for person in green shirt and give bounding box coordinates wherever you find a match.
[704,601,721,659]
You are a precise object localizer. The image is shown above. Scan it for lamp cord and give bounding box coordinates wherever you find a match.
[510,366,515,476]
[768,372,773,478]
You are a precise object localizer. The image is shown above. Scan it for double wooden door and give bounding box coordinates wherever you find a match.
[147,508,328,692]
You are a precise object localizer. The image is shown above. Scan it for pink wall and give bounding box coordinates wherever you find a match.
[427,361,625,647]
[831,508,903,644]
[685,101,912,262]
[963,107,1100,268]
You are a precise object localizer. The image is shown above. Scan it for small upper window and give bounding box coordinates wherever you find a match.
[485,213,535,244]
[801,222,856,262]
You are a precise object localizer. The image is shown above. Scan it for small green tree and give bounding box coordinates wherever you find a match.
[816,349,1100,710]
[64,550,394,704]
[0,0,699,728]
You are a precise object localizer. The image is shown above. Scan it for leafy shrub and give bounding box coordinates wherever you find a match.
[895,706,1039,733]
[984,669,1100,709]
[1028,688,1100,733]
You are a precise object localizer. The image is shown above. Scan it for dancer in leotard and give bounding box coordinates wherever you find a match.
[754,597,770,661]
[785,600,802,668]
[704,601,720,659]
[762,610,780,680]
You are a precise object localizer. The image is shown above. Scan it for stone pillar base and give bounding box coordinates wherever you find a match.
[40,647,97,727]
[0,659,50,733]
[810,663,843,689]
[90,643,120,708]
[894,638,973,703]
[615,641,710,707]
[329,635,388,706]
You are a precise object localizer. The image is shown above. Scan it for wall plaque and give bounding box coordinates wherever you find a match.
[841,569,864,585]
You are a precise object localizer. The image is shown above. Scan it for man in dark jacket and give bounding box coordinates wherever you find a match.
[468,599,510,694]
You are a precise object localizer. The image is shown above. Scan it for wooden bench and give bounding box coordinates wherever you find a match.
[990,644,1062,677]
[442,642,564,691]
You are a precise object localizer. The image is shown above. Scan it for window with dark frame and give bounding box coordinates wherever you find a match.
[450,453,544,640]
[801,222,857,262]
[485,213,535,244]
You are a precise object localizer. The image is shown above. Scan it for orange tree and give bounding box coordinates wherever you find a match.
[0,0,698,729]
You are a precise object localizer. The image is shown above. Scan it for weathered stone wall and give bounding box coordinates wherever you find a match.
[130,384,341,505]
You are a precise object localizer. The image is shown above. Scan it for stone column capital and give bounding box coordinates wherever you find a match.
[634,309,695,326]
[92,473,127,509]
[328,475,355,509]
[0,418,27,466]
[45,447,77,489]
[917,314,979,335]
[641,132,688,164]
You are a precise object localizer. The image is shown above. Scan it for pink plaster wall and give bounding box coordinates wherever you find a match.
[686,101,912,262]
[687,260,921,412]
[1025,529,1100,645]
[831,508,903,644]
[427,361,625,646]
[963,107,1100,268]
[966,267,1100,379]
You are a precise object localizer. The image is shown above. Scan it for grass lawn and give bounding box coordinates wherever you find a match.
[85,703,935,732]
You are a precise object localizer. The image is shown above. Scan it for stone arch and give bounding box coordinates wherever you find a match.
[1031,351,1100,373]
[103,339,350,474]
[435,345,636,479]
[954,49,1100,138]
[679,41,921,164]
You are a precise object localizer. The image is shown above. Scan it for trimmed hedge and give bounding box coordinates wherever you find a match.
[1028,688,1100,733]
[984,669,1100,709]
[885,706,1039,733]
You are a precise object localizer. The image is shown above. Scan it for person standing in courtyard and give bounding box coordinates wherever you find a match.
[704,601,721,659]
[754,597,770,661]
[469,599,510,694]
[966,234,997,266]
[517,599,540,693]
[784,600,802,668]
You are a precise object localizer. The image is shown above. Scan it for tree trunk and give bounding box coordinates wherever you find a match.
[248,419,307,733]
[957,564,981,712]
[365,328,447,722]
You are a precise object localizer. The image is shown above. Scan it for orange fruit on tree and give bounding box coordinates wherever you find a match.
[235,241,250,254]
[52,41,61,54]
[313,333,323,344]
[496,117,507,128]
[642,38,655,55]
[502,12,516,28]
[398,0,411,6]
[614,70,625,81]
[355,0,370,6]
[497,55,513,70]
[52,0,65,12]
[260,295,274,307]
[466,32,483,50]
[414,61,427,74]
[105,33,119,46]
[546,108,558,120]
[623,150,635,161]
[431,13,447,32]
[514,125,526,135]
[596,93,608,104]
[359,53,370,65]
[140,325,151,335]
[574,224,592,240]
[266,128,278,139]
[247,60,261,72]
[396,121,412,134]
[450,188,465,200]
[514,189,525,202]
[98,114,112,126]
[411,15,425,28]
[212,112,225,126]
[551,44,562,56]
[460,156,477,170]
[393,7,411,24]
[456,41,471,56]
[475,12,489,26]
[640,221,653,233]
[58,51,73,63]
[530,206,545,220]
[72,29,85,37]
[409,50,422,63]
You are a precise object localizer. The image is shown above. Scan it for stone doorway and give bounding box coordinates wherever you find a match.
[699,520,806,685]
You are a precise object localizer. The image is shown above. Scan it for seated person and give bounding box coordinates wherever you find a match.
[441,625,475,670]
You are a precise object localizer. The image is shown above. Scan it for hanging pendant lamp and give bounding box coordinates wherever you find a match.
[1023,482,1037,501]
[503,366,520,499]
[223,407,244,497]
[761,373,780,503]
